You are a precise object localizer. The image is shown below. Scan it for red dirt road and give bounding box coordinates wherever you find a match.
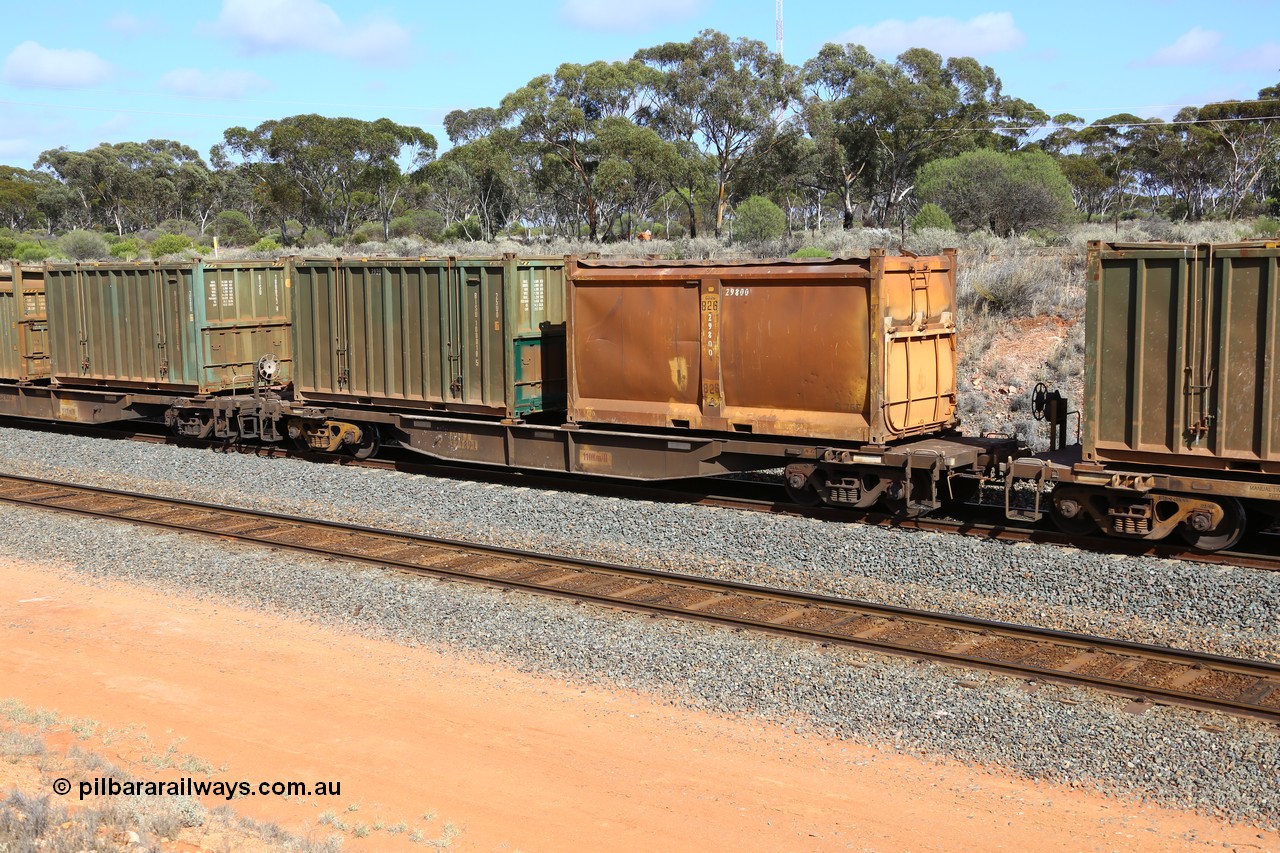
[1,558,1274,852]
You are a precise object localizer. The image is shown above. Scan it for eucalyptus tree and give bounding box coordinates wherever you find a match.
[802,44,1015,227]
[35,140,208,234]
[1194,89,1280,219]
[467,59,660,241]
[0,166,61,231]
[635,29,800,237]
[214,114,435,239]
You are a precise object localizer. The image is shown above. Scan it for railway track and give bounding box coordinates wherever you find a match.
[2,471,1278,725]
[3,418,1279,570]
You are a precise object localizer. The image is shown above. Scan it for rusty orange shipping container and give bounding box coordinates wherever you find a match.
[566,251,958,443]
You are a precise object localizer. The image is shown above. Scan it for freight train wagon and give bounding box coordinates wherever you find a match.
[1009,240,1280,550]
[0,251,1012,517]
[278,251,1012,513]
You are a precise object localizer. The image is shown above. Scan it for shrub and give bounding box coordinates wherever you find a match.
[211,210,258,246]
[1250,215,1280,238]
[59,229,109,260]
[0,235,16,259]
[13,241,48,262]
[351,222,383,244]
[156,219,198,238]
[441,217,482,241]
[109,238,145,260]
[789,246,830,258]
[250,237,281,252]
[911,203,954,232]
[301,227,329,247]
[390,210,445,241]
[149,233,193,257]
[918,149,1073,235]
[732,195,786,242]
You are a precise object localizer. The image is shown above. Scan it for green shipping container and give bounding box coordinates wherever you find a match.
[291,255,566,417]
[46,260,291,393]
[1086,240,1280,474]
[0,263,49,382]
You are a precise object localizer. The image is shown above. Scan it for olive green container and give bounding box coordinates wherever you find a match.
[45,260,291,393]
[291,255,566,418]
[1086,240,1280,474]
[0,263,49,382]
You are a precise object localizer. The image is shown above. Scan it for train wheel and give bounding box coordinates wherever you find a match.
[1049,487,1098,535]
[351,425,380,460]
[784,469,825,506]
[1179,497,1245,552]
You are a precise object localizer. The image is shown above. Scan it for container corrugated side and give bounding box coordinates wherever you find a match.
[566,251,958,443]
[46,260,290,393]
[291,255,566,417]
[1085,240,1280,473]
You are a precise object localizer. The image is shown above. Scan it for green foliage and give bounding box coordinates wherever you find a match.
[301,227,329,247]
[0,235,16,259]
[150,233,193,257]
[918,149,1072,236]
[911,203,954,232]
[250,237,281,252]
[441,217,482,241]
[1250,215,1280,237]
[58,229,109,260]
[13,241,48,262]
[789,246,830,258]
[214,114,436,241]
[390,210,445,240]
[211,210,258,246]
[637,30,800,236]
[732,195,785,241]
[351,222,384,244]
[108,238,144,260]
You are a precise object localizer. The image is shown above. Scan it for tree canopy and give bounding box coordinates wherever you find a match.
[6,34,1276,246]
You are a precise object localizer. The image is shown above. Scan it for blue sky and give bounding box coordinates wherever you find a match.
[0,0,1276,168]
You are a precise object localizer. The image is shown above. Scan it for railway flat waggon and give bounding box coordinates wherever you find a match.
[1012,240,1280,550]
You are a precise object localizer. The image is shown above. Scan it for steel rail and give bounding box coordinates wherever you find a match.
[2,418,1278,571]
[1,472,1277,724]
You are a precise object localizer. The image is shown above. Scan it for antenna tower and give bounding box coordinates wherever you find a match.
[775,0,784,59]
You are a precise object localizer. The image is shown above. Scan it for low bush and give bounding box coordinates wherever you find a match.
[59,229,108,260]
[150,233,193,257]
[911,203,953,232]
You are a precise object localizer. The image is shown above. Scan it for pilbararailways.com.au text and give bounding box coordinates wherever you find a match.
[59,776,342,801]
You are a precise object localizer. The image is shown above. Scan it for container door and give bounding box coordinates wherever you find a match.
[1203,247,1280,461]
[880,255,957,437]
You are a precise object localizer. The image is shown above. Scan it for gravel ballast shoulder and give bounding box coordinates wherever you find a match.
[0,427,1278,825]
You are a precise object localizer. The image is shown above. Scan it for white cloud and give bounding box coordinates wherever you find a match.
[210,0,410,63]
[2,41,113,89]
[160,68,272,99]
[1228,42,1280,72]
[833,12,1025,58]
[560,0,703,33]
[1138,27,1222,67]
[105,13,163,37]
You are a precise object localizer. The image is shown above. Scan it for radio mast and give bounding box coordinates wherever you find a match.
[775,0,784,59]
